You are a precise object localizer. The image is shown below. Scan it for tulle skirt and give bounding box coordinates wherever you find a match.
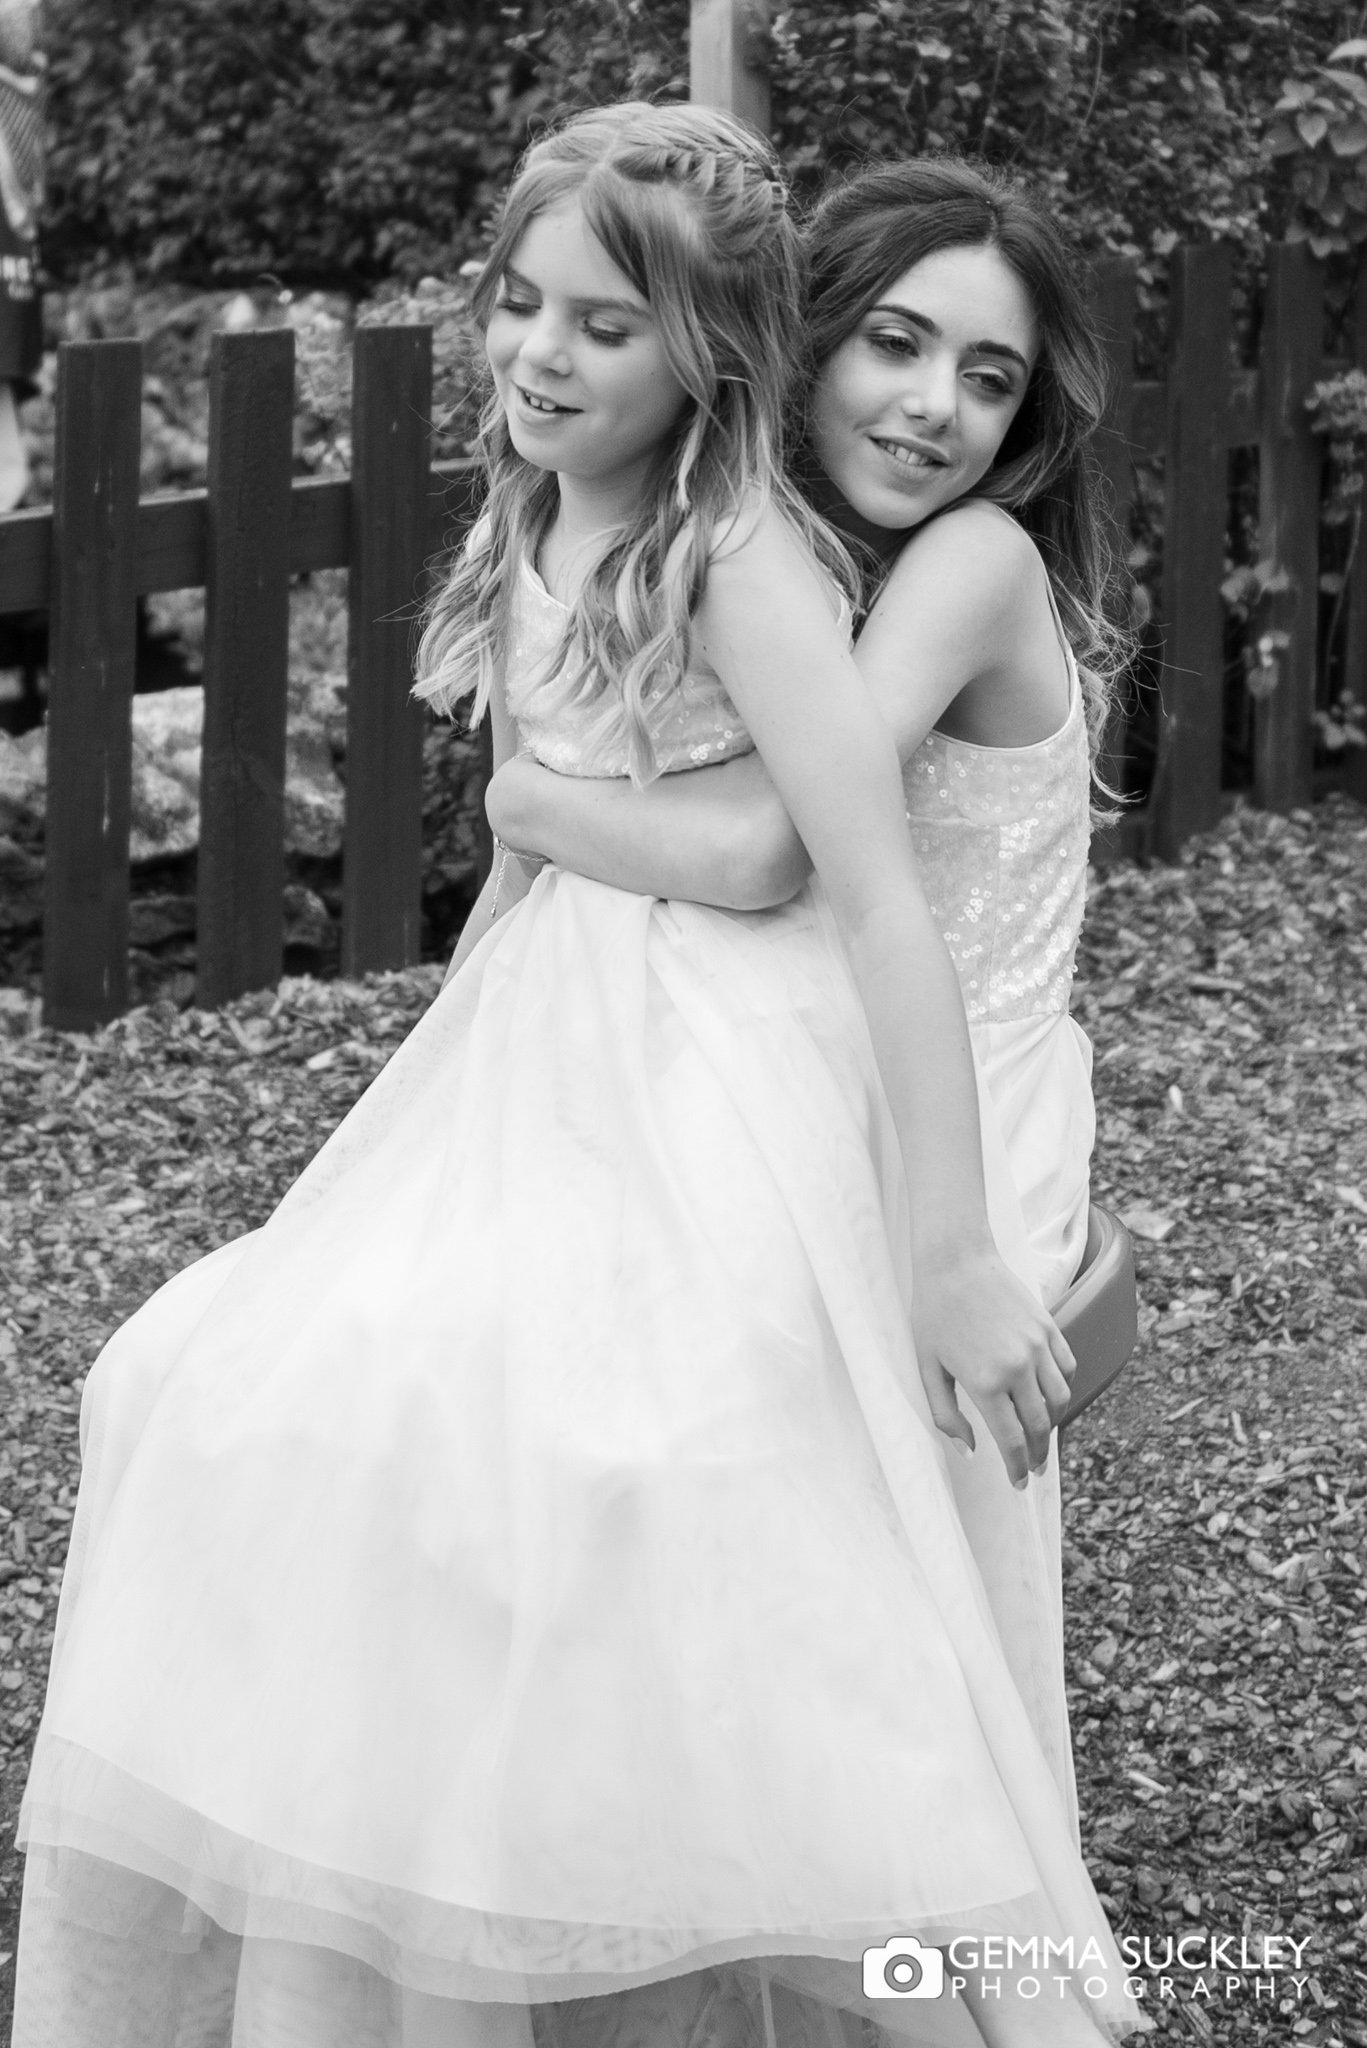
[12,869,1146,2047]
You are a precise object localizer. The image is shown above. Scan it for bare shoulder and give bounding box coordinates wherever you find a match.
[878,498,1045,623]
[700,497,836,623]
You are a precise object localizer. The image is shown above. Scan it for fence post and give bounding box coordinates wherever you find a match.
[1151,242,1233,862]
[1342,266,1367,806]
[1091,256,1138,538]
[42,339,141,1032]
[1087,255,1139,862]
[690,0,770,130]
[197,327,296,1008]
[1255,242,1323,814]
[342,324,433,978]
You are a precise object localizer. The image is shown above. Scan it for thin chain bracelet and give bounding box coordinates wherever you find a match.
[489,837,513,922]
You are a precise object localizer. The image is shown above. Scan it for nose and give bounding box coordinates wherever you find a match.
[899,356,957,434]
[517,309,572,378]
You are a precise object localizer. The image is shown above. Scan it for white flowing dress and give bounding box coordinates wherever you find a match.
[11,556,1147,2048]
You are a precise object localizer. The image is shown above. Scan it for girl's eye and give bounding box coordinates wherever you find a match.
[867,330,918,359]
[496,295,536,317]
[586,324,629,347]
[966,371,1015,402]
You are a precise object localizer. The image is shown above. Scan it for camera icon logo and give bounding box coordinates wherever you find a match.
[862,1938,945,1999]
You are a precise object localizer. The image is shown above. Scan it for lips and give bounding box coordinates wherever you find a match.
[870,436,949,471]
[515,383,579,417]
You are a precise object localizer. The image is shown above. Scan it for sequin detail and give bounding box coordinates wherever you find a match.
[903,672,1090,1025]
[504,558,754,779]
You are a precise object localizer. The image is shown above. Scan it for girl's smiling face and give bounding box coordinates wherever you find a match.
[809,242,1039,532]
[485,197,690,501]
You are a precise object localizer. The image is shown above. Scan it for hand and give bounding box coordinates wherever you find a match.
[485,755,556,854]
[910,1248,1076,1488]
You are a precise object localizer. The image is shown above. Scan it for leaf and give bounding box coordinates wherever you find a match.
[1330,120,1367,156]
[1298,111,1330,147]
[1320,67,1367,106]
[1329,38,1367,61]
[1118,1204,1176,1242]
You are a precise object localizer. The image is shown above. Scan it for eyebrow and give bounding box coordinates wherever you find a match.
[503,264,648,319]
[868,301,1031,375]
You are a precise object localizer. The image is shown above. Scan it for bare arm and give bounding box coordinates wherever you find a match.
[688,507,1072,1484]
[485,501,1064,910]
[487,745,809,911]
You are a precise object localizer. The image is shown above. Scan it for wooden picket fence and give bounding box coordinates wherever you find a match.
[0,327,478,1031]
[1,0,1363,1028]
[1091,241,1367,861]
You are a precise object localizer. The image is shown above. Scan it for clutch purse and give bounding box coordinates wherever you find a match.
[1053,1205,1139,1432]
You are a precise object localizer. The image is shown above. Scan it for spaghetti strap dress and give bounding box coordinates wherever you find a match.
[10,552,1148,2048]
[903,563,1099,1841]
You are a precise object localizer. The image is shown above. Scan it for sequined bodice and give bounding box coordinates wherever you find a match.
[903,657,1090,1025]
[505,557,753,778]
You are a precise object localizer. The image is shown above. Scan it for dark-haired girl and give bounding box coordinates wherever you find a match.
[483,156,1140,2043]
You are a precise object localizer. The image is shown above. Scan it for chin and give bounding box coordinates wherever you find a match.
[856,487,932,532]
[506,425,558,471]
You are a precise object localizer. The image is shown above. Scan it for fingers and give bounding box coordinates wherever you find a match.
[1047,1317,1077,1385]
[913,1268,1074,1489]
[921,1358,976,1458]
[1037,1351,1075,1429]
[1011,1382,1055,1478]
[969,1346,1062,1486]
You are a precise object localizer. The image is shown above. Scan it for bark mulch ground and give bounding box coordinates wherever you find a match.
[1,795,1365,2043]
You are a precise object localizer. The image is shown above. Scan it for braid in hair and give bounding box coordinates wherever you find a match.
[414,102,853,785]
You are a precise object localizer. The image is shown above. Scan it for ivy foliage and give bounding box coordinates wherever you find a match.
[40,0,543,285]
[37,0,1367,292]
[1268,37,1367,256]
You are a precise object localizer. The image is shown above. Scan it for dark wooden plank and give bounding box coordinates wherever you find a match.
[42,341,142,1031]
[0,502,50,610]
[1129,369,1257,458]
[690,0,770,131]
[342,325,434,977]
[1255,243,1324,814]
[196,328,295,1007]
[1343,270,1367,807]
[1086,257,1138,863]
[0,460,484,614]
[1151,242,1233,859]
[1090,256,1138,533]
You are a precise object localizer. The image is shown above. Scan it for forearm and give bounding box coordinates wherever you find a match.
[487,753,811,912]
[839,892,994,1265]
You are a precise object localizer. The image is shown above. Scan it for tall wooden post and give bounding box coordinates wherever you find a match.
[343,323,433,977]
[1341,266,1367,806]
[1088,255,1139,863]
[197,327,295,1008]
[1151,242,1233,861]
[43,340,141,1032]
[1255,243,1323,814]
[690,0,770,131]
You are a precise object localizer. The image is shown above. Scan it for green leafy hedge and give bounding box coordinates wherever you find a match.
[37,0,1359,294]
[41,0,543,285]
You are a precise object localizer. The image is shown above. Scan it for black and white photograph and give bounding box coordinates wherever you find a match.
[0,5,1365,2045]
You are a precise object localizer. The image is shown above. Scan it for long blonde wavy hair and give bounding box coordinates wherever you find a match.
[412,100,854,784]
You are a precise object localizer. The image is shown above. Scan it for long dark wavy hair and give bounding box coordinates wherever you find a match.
[802,156,1133,780]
